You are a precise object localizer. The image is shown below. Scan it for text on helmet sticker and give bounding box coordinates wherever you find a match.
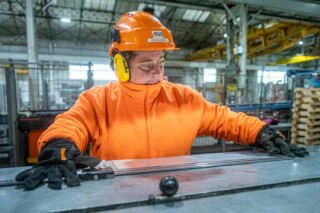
[148,31,169,42]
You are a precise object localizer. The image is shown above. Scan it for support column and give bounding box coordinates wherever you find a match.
[5,61,18,166]
[26,0,38,109]
[87,62,93,90]
[226,13,233,68]
[239,4,247,83]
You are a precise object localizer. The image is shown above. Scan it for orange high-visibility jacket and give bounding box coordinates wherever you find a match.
[38,80,266,160]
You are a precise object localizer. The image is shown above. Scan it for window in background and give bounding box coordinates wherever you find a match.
[69,65,88,80]
[92,64,117,81]
[204,68,217,82]
[257,71,286,83]
[69,64,117,81]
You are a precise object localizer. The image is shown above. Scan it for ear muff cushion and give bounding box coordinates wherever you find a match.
[114,53,130,82]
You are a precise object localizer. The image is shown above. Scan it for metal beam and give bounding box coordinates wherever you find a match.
[77,0,84,42]
[226,13,233,66]
[210,11,226,32]
[222,0,320,18]
[249,13,320,25]
[127,0,224,13]
[220,1,238,25]
[0,11,223,35]
[50,21,79,43]
[82,24,106,41]
[239,4,247,75]
[8,1,20,35]
[41,0,53,11]
[0,17,17,34]
[0,51,305,71]
[4,61,18,166]
[25,0,37,63]
[247,8,263,26]
[14,0,24,9]
[25,0,37,110]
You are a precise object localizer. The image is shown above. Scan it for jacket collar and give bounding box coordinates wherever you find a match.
[119,80,163,104]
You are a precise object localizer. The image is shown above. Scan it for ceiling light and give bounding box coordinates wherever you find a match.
[61,18,70,23]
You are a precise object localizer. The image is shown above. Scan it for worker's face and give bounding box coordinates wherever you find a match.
[129,50,164,84]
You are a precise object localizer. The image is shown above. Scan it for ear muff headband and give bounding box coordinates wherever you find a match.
[113,53,130,82]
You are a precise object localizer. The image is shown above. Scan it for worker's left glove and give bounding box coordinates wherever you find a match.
[253,125,309,157]
[15,138,100,190]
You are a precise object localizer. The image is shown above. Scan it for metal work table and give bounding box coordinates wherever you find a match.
[0,146,319,213]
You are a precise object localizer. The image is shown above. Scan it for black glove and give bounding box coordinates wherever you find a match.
[15,138,100,190]
[253,125,309,157]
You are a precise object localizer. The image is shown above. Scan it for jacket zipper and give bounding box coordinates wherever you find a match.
[144,86,150,158]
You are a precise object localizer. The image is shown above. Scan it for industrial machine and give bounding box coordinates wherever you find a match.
[18,110,64,164]
[0,146,319,212]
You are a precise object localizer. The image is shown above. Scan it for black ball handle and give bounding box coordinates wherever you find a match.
[159,176,179,196]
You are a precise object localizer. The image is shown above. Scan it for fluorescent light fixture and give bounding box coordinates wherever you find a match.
[224,33,228,38]
[299,41,303,45]
[61,18,71,23]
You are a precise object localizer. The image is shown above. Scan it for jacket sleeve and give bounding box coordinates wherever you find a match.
[197,98,267,145]
[38,89,100,152]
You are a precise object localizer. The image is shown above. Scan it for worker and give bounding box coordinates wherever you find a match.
[16,11,308,190]
[311,72,320,88]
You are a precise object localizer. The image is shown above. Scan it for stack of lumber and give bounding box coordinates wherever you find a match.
[291,88,320,146]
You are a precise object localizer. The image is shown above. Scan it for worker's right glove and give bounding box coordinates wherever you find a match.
[252,125,309,157]
[15,138,100,190]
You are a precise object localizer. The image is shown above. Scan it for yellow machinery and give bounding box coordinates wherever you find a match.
[187,23,320,61]
[269,55,320,65]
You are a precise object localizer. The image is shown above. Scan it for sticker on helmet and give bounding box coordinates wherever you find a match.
[148,31,169,42]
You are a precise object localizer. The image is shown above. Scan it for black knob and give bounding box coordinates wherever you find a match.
[159,176,179,196]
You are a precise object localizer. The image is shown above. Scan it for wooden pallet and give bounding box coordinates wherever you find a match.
[291,88,320,146]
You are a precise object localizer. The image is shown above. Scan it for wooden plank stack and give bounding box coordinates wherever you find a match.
[291,88,320,146]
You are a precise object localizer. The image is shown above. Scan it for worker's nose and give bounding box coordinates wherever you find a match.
[152,63,163,75]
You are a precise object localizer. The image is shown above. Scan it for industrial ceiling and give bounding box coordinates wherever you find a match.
[0,0,320,67]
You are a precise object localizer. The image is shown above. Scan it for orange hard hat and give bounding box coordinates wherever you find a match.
[109,11,179,55]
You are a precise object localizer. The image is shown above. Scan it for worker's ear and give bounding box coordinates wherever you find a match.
[113,53,131,82]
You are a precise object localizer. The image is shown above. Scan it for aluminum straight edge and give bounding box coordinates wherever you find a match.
[111,155,290,176]
[0,154,289,186]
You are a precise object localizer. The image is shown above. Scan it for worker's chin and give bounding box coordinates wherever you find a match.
[145,78,161,84]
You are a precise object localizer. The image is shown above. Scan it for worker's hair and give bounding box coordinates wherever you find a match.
[113,50,167,64]
[112,51,138,65]
[122,51,138,64]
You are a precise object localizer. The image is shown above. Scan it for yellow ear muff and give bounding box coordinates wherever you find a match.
[114,53,130,82]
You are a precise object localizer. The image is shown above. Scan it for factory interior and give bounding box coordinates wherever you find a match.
[0,0,320,212]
